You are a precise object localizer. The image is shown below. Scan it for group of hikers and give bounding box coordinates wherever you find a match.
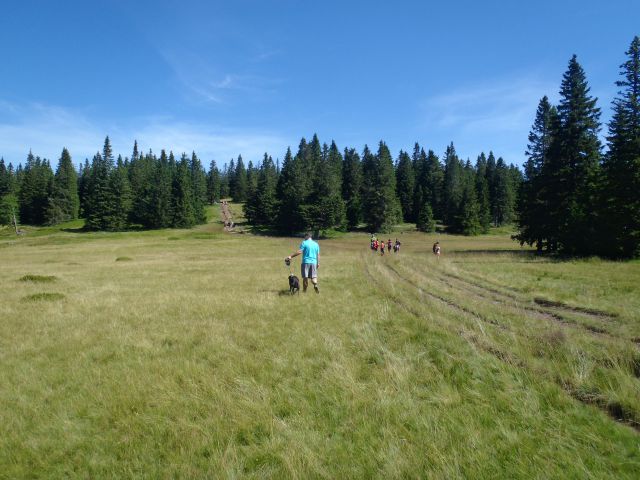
[370,234,401,255]
[282,233,442,295]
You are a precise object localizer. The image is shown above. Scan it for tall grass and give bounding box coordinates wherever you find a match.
[0,208,638,478]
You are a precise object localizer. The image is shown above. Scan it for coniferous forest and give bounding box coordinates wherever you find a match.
[1,36,639,258]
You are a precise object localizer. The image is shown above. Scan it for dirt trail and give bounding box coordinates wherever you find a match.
[220,201,234,231]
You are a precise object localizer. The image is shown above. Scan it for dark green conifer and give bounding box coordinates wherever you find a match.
[395,150,415,222]
[45,148,79,224]
[602,36,640,257]
[206,160,221,204]
[233,156,248,202]
[546,55,602,254]
[342,148,362,229]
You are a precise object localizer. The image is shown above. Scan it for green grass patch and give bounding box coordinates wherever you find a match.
[1,225,639,477]
[21,292,65,302]
[115,256,133,262]
[19,274,57,283]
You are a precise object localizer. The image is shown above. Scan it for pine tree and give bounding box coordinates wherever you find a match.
[395,150,415,222]
[412,144,428,223]
[276,147,306,233]
[305,140,345,232]
[148,150,174,229]
[493,157,517,226]
[45,148,79,225]
[246,153,279,227]
[516,96,556,251]
[602,36,640,257]
[457,173,482,235]
[475,153,492,232]
[105,155,132,230]
[128,148,155,227]
[78,159,91,218]
[342,147,362,229]
[206,160,221,204]
[85,137,116,230]
[547,55,602,254]
[416,201,435,232]
[0,158,9,196]
[361,142,401,232]
[19,152,54,225]
[0,158,18,225]
[442,143,464,229]
[189,152,207,224]
[171,154,196,228]
[246,160,258,211]
[233,156,248,202]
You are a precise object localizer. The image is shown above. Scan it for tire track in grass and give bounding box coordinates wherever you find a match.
[375,258,640,433]
[444,268,618,319]
[424,264,621,339]
[364,260,523,367]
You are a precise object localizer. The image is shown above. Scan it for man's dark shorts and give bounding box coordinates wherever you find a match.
[301,263,318,279]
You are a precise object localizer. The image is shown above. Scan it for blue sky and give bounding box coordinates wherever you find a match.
[1,0,638,169]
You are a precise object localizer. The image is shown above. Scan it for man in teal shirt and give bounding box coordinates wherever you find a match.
[286,232,320,293]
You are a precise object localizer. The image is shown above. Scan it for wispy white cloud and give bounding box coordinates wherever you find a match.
[160,50,282,105]
[419,76,557,163]
[0,100,288,166]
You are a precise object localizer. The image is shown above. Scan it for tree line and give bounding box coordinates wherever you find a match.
[2,135,520,236]
[237,135,521,235]
[0,137,211,231]
[516,36,640,258]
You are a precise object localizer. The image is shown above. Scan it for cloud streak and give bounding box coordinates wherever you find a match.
[419,76,557,163]
[160,50,282,105]
[0,101,288,166]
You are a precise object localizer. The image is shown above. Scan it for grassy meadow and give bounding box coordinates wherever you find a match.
[1,204,639,478]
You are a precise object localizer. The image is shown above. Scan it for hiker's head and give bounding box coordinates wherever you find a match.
[304,232,312,240]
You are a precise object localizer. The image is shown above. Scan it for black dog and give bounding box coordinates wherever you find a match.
[289,274,300,295]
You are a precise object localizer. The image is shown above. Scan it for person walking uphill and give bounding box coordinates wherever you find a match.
[286,232,320,293]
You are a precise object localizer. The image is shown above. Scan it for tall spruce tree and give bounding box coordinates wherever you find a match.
[361,142,401,232]
[233,156,248,202]
[245,153,279,227]
[342,147,362,229]
[442,143,464,228]
[305,140,345,232]
[276,147,307,233]
[128,147,155,226]
[547,55,602,254]
[45,147,79,224]
[189,152,207,224]
[475,153,492,232]
[85,137,117,230]
[148,150,174,229]
[78,159,91,217]
[171,154,196,228]
[516,96,556,251]
[395,150,415,222]
[493,157,517,226]
[105,155,132,230]
[0,158,10,196]
[19,153,54,225]
[412,144,428,223]
[206,160,221,204]
[602,36,640,257]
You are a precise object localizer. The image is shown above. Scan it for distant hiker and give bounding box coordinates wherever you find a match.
[387,239,392,252]
[373,239,379,251]
[286,232,320,294]
[394,239,401,253]
[433,241,441,258]
[380,241,385,255]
